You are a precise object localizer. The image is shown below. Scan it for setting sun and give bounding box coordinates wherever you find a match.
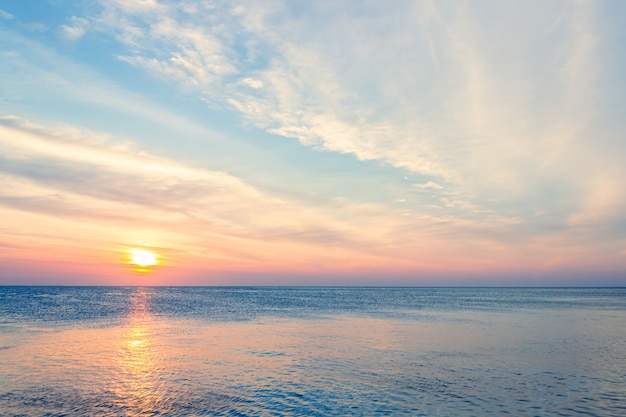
[128,249,159,268]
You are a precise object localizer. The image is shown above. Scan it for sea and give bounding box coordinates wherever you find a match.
[0,287,625,416]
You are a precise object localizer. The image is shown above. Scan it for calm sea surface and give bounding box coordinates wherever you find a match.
[1,287,625,416]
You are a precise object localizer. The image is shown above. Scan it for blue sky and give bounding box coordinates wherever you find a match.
[1,0,625,285]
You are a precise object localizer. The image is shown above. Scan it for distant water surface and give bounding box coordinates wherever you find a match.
[1,287,625,416]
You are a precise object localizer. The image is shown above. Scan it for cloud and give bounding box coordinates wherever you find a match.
[87,1,620,199]
[0,116,437,272]
[0,28,225,141]
[413,181,444,191]
[3,114,558,276]
[110,0,166,14]
[1,114,624,279]
[60,17,88,41]
[0,9,14,20]
[71,2,623,253]
[239,77,264,89]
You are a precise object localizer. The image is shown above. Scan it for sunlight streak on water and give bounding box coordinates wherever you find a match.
[112,289,164,415]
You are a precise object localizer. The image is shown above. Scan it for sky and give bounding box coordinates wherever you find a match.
[1,0,625,286]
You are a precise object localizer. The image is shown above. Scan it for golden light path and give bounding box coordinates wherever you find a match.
[113,288,164,413]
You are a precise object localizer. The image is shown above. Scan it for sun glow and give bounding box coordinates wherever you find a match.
[128,249,159,270]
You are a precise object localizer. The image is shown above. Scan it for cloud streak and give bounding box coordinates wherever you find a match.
[2,114,586,280]
[0,117,445,276]
[89,1,625,207]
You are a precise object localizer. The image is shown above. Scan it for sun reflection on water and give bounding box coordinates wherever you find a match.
[112,288,166,415]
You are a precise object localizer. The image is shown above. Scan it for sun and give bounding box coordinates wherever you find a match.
[128,249,159,269]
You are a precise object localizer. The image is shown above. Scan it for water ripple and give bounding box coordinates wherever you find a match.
[1,287,625,416]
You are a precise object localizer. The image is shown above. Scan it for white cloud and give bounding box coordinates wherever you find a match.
[60,17,88,41]
[109,0,166,14]
[239,77,264,89]
[413,181,443,191]
[81,0,626,243]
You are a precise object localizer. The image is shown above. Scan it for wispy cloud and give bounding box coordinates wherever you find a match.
[60,16,88,41]
[413,181,444,191]
[88,1,625,209]
[3,114,574,277]
[0,28,224,140]
[0,9,14,20]
[0,116,441,274]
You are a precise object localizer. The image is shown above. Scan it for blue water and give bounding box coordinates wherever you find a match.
[1,287,625,416]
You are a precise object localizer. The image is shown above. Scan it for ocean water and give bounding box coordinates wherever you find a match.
[0,287,625,416]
